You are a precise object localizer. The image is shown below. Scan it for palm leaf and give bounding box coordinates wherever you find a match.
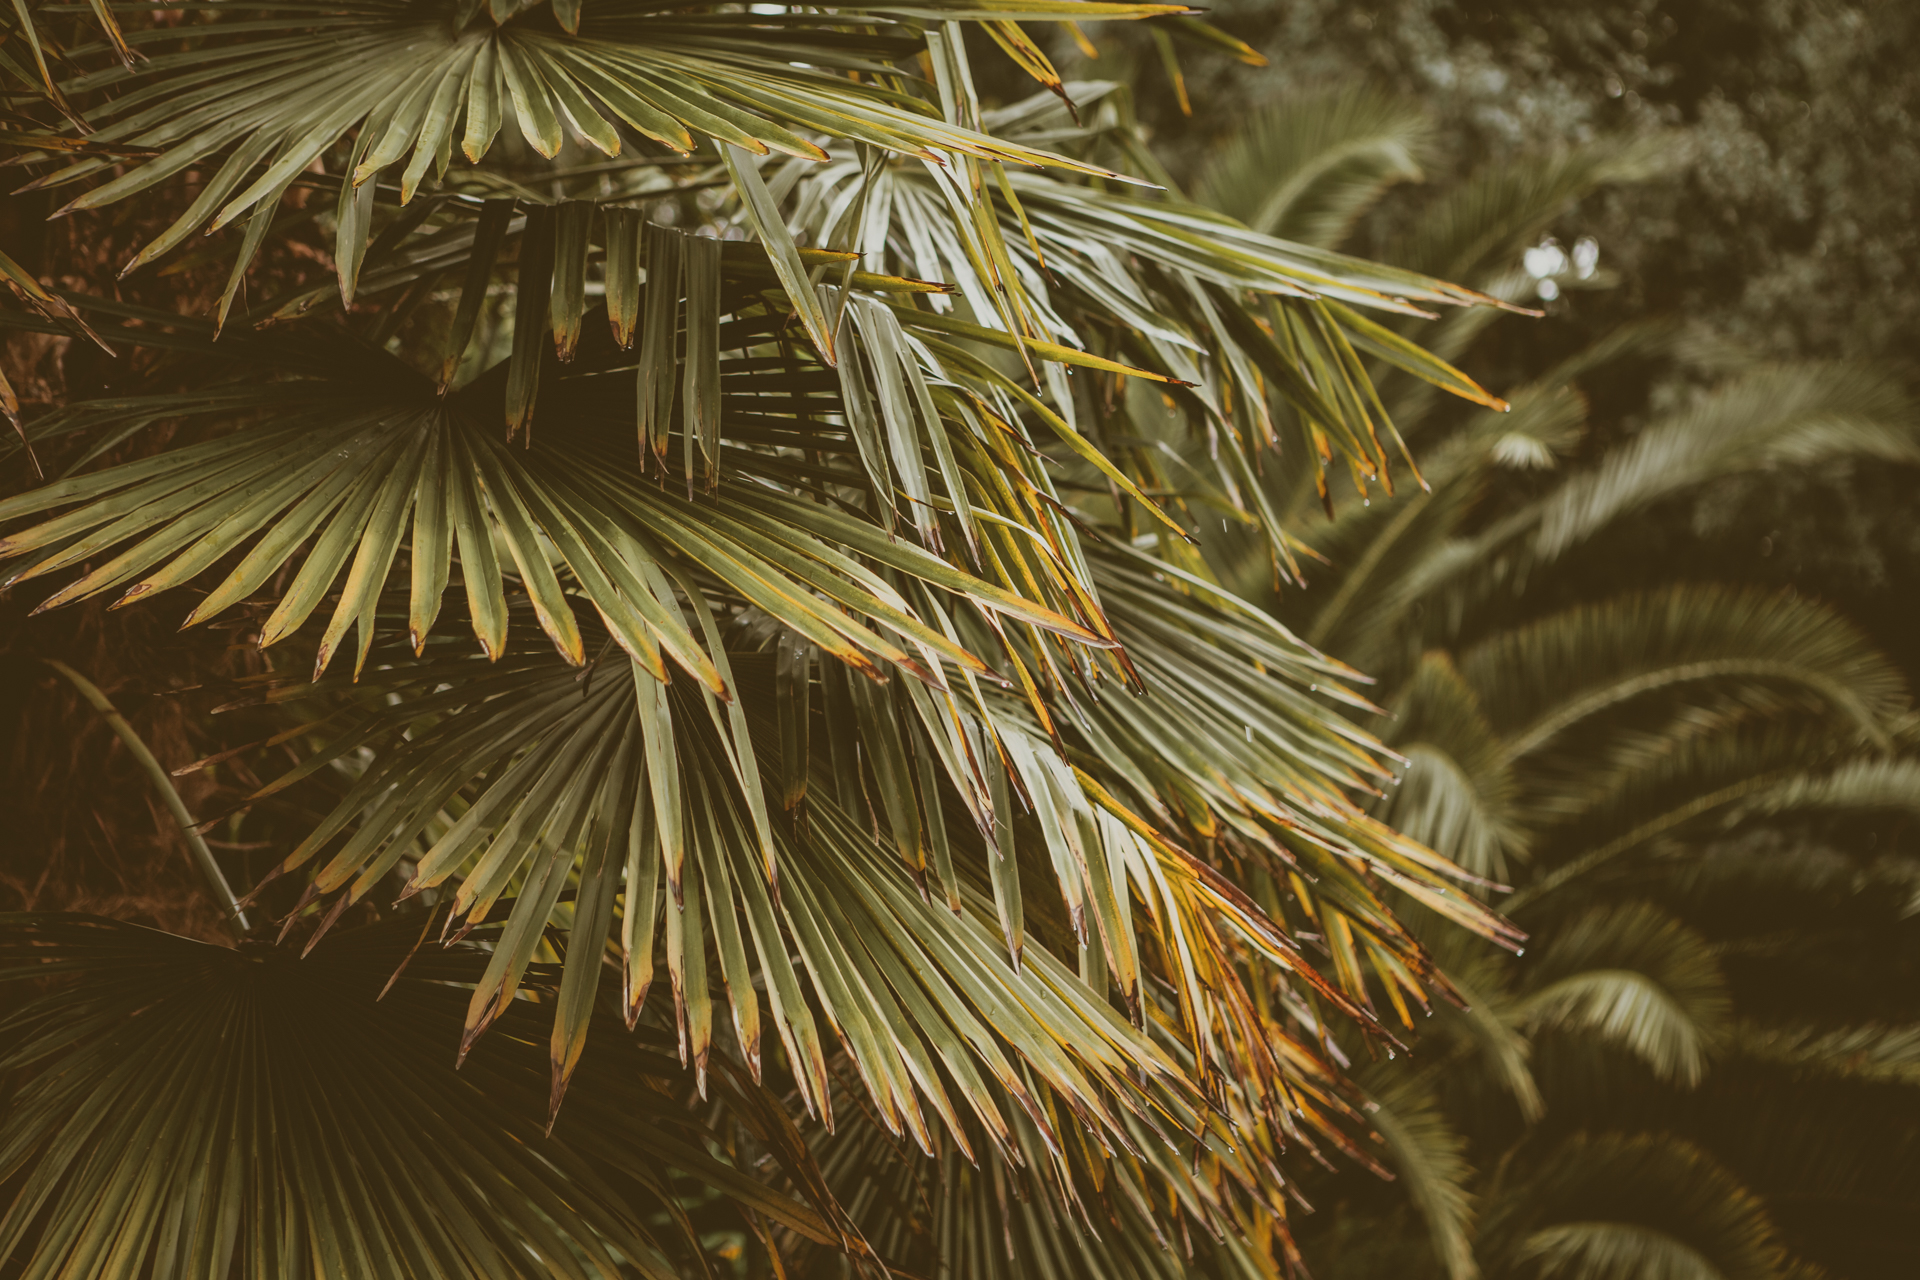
[1362,1067,1481,1280]
[1457,586,1910,765]
[0,913,859,1280]
[1194,81,1431,249]
[1483,1134,1787,1280]
[1527,363,1918,564]
[1516,902,1729,1086]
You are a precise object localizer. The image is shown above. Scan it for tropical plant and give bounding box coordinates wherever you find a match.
[0,8,1539,1279]
[1181,83,1920,1280]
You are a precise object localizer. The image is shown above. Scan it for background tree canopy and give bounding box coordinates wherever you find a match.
[1046,0,1920,677]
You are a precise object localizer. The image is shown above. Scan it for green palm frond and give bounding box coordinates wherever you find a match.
[1508,714,1914,911]
[215,547,1517,1168]
[237,622,1206,1158]
[1362,1067,1480,1280]
[1178,86,1918,1280]
[1516,1224,1758,1280]
[20,1,1177,271]
[1520,707,1836,837]
[1457,586,1910,764]
[1364,364,1918,638]
[4,14,1691,1274]
[0,913,861,1280]
[1,0,135,113]
[771,91,1510,553]
[1427,952,1545,1123]
[1733,755,1920,826]
[1729,1020,1920,1087]
[1377,653,1527,886]
[1527,363,1918,564]
[0,294,1117,681]
[1484,1134,1787,1280]
[1516,903,1729,1085]
[1193,82,1431,248]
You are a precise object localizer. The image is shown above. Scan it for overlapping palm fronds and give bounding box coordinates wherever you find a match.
[0,7,1528,1278]
[1183,79,1920,1280]
[1159,77,1920,1280]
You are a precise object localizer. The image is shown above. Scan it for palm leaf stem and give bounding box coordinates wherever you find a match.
[40,658,250,938]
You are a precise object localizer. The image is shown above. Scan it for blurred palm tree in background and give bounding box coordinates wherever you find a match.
[1184,84,1920,1280]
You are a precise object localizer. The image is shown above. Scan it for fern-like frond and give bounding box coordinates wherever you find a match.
[1729,1019,1920,1087]
[1457,586,1910,763]
[1517,903,1729,1085]
[1529,363,1918,563]
[1194,82,1431,248]
[1483,1134,1786,1280]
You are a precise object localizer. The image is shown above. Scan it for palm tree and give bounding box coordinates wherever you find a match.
[0,9,1524,1278]
[1183,85,1920,1279]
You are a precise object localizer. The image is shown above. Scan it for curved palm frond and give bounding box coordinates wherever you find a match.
[1186,84,1920,1280]
[1508,713,1919,913]
[1733,755,1920,826]
[1729,1020,1920,1087]
[1377,652,1527,886]
[1362,1067,1481,1280]
[1516,903,1729,1086]
[1516,1223,1755,1280]
[1456,586,1909,763]
[1193,82,1431,248]
[1528,363,1918,564]
[1483,1134,1787,1280]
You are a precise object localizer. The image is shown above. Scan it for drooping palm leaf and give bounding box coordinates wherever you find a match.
[1515,902,1730,1086]
[1482,1135,1787,1280]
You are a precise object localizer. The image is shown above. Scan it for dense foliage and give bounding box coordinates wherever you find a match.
[0,4,1527,1278]
[1040,0,1920,675]
[1179,77,1920,1280]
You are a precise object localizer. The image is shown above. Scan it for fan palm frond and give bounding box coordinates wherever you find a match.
[20,1,1179,273]
[0,913,860,1280]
